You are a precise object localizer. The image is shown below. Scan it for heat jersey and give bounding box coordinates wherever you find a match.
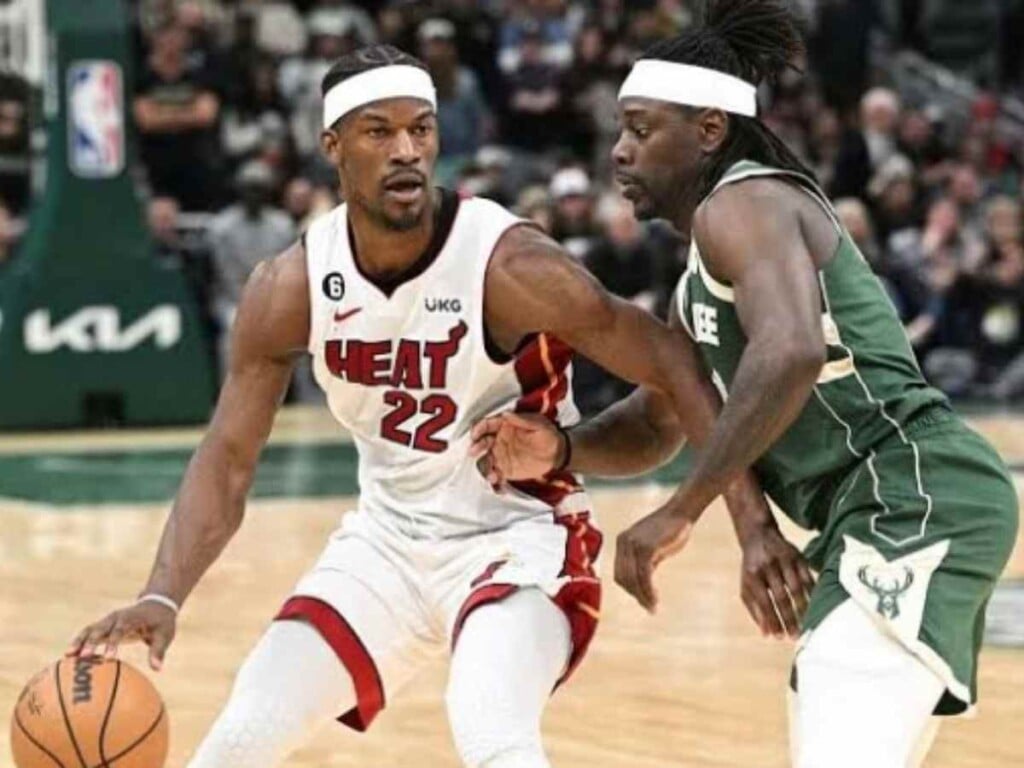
[306,189,586,539]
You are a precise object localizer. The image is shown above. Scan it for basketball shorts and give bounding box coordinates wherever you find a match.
[798,409,1019,715]
[274,497,603,731]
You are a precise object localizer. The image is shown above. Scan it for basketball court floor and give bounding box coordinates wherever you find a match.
[2,406,1023,767]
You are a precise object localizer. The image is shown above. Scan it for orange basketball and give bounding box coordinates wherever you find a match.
[10,657,168,768]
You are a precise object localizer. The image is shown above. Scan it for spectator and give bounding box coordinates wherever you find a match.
[830,115,871,200]
[947,164,986,239]
[280,11,363,160]
[868,154,920,244]
[221,56,289,170]
[502,22,567,153]
[148,196,216,359]
[306,1,378,49]
[897,109,944,170]
[498,0,574,75]
[574,193,673,413]
[418,18,489,176]
[515,185,555,234]
[175,1,224,82]
[434,0,502,110]
[209,161,297,377]
[246,2,307,57]
[221,7,266,104]
[549,167,599,260]
[973,196,1024,373]
[835,198,882,269]
[562,24,620,164]
[0,73,30,214]
[308,183,341,221]
[0,201,19,267]
[586,194,659,312]
[888,197,984,351]
[976,197,1024,397]
[134,24,224,211]
[832,88,901,200]
[860,87,902,172]
[808,108,842,192]
[283,177,315,229]
[148,196,183,263]
[460,145,516,205]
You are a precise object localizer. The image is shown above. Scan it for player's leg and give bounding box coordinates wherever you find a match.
[187,619,355,768]
[790,599,944,768]
[189,514,439,768]
[445,588,571,768]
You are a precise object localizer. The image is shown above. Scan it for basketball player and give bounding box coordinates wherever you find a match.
[472,2,1020,766]
[65,45,795,768]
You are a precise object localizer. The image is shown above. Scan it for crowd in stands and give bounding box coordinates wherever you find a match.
[6,0,1024,410]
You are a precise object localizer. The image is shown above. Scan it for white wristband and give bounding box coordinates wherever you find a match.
[137,593,180,615]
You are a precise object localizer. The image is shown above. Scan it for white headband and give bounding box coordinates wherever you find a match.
[618,60,758,117]
[323,65,437,129]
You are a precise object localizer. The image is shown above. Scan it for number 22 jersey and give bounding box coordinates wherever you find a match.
[305,189,587,539]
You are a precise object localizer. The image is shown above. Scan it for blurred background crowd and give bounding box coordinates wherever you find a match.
[4,0,1024,411]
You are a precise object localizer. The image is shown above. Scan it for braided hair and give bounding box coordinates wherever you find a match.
[641,0,815,201]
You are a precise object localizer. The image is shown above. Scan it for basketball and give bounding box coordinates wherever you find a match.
[10,657,168,768]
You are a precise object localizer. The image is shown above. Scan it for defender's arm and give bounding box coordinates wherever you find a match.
[484,225,713,437]
[668,182,828,522]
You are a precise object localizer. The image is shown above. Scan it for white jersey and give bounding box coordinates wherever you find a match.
[305,190,587,539]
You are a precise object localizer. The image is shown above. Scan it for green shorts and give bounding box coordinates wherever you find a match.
[800,409,1019,715]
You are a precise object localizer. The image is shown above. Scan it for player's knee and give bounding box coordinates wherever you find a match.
[188,695,303,768]
[445,676,545,768]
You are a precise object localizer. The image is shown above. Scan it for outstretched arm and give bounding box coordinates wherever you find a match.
[68,243,310,668]
[481,225,813,630]
[485,225,714,435]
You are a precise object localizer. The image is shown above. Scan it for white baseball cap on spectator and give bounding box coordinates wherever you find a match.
[550,168,592,199]
[418,18,456,42]
[476,145,512,170]
[308,10,356,39]
[236,160,276,190]
[867,154,914,199]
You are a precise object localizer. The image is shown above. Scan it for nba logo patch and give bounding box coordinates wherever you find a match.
[68,61,125,178]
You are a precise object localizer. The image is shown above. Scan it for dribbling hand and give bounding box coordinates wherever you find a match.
[66,601,177,671]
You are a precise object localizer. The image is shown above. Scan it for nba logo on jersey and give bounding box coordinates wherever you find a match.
[67,61,124,179]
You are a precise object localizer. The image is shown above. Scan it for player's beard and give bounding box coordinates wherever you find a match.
[351,188,429,232]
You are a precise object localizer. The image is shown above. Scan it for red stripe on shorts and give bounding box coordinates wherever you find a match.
[276,596,385,732]
[552,511,602,686]
[449,512,602,689]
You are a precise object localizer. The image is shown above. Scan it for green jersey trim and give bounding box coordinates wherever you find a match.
[817,272,935,548]
[711,161,843,234]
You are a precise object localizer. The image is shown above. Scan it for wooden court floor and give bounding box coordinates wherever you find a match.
[2,410,1024,767]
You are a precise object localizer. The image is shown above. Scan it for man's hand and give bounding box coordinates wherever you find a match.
[470,412,566,485]
[738,523,815,639]
[614,505,694,614]
[66,602,177,672]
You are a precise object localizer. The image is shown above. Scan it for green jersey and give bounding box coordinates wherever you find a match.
[679,164,1017,717]
[677,160,948,530]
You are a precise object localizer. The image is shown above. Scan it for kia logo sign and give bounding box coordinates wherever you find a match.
[23,305,183,353]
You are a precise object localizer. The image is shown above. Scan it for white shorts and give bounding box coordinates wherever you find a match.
[275,495,602,732]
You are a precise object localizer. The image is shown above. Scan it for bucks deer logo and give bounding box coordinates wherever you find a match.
[858,566,914,619]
